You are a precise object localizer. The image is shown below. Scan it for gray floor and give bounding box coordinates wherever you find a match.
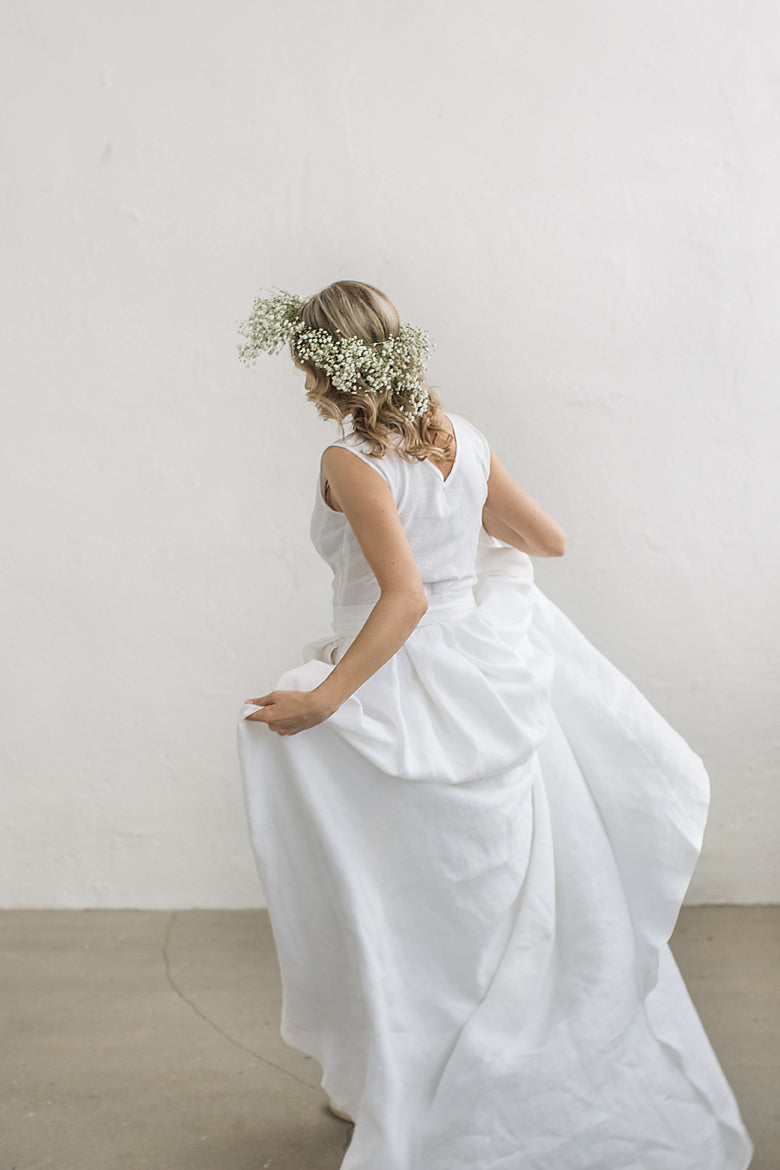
[2,906,776,1169]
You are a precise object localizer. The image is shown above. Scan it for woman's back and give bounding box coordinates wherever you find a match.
[311,411,491,608]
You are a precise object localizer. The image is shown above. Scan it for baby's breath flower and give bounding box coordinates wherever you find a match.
[236,287,435,419]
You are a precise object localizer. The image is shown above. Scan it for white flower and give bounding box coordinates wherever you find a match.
[236,287,435,418]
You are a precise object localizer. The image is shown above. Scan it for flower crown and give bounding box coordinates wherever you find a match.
[236,287,435,419]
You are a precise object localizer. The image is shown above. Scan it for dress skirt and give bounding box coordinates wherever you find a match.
[236,532,753,1170]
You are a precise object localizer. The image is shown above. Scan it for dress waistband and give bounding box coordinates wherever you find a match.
[332,587,477,638]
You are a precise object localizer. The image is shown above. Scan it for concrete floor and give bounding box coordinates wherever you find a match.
[2,906,776,1170]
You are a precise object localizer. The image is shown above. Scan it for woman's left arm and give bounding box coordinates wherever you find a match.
[244,445,428,735]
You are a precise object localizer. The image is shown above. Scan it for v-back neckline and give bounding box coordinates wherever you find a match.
[425,414,459,485]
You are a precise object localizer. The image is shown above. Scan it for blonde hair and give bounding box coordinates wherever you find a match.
[289,280,454,462]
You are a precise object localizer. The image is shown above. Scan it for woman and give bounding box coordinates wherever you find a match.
[236,280,752,1170]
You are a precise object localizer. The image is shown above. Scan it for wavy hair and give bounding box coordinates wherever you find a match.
[288,280,454,462]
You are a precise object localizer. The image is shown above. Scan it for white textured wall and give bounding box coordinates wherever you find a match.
[2,1,778,907]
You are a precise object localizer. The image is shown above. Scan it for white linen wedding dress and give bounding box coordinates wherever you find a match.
[237,411,753,1170]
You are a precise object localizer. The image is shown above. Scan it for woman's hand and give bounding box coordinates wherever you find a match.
[243,688,337,735]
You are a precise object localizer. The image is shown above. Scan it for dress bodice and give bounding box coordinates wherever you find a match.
[309,412,491,609]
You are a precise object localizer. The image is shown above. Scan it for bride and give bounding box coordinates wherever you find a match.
[235,279,753,1170]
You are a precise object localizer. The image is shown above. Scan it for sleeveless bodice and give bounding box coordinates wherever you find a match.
[310,412,491,611]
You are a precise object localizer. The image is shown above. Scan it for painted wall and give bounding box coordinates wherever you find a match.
[2,1,777,907]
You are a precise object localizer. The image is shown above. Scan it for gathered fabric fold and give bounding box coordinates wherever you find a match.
[237,532,752,1170]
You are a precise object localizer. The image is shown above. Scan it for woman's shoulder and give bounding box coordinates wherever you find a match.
[319,427,396,490]
[338,428,382,452]
[448,410,489,442]
[322,424,402,463]
[449,411,492,472]
[321,412,492,473]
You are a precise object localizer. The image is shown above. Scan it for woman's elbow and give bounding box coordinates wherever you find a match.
[412,589,429,619]
[383,587,428,622]
[547,528,566,557]
[403,587,429,624]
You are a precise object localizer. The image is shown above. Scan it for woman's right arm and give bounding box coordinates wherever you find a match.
[482,446,566,557]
